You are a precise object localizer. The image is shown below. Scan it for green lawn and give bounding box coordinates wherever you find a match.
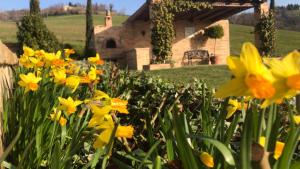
[146,65,231,87]
[0,14,128,52]
[230,24,300,56]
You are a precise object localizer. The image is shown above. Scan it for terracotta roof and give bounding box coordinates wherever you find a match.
[0,41,18,65]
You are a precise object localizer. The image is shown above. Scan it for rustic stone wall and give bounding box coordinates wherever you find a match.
[94,17,230,69]
[126,48,150,70]
[172,19,229,66]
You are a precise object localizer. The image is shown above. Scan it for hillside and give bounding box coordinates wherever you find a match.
[0,14,299,56]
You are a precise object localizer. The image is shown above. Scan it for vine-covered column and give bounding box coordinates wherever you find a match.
[254,2,276,57]
[150,0,211,63]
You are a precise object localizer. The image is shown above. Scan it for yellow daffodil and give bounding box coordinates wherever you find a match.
[200,152,214,168]
[19,55,34,68]
[44,51,61,67]
[259,137,285,160]
[226,99,247,119]
[35,50,46,58]
[65,63,80,75]
[294,115,300,125]
[23,46,35,57]
[88,53,104,65]
[50,109,67,126]
[88,67,97,81]
[215,43,275,100]
[262,51,300,107]
[90,115,134,149]
[65,75,80,92]
[18,73,42,92]
[58,97,82,115]
[53,69,67,84]
[87,90,129,116]
[51,59,65,67]
[64,49,75,57]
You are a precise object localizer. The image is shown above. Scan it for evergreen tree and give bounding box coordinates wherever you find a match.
[17,0,60,52]
[270,0,275,11]
[30,0,41,15]
[84,0,96,58]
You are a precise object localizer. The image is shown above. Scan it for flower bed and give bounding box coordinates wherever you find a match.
[2,43,300,169]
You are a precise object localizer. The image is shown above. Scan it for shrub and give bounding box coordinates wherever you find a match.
[17,14,60,53]
[204,25,224,40]
[204,25,224,57]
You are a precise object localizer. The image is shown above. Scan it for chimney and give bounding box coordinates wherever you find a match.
[105,9,112,28]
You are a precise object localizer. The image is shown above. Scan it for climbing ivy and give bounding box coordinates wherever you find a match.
[151,0,212,63]
[255,11,276,57]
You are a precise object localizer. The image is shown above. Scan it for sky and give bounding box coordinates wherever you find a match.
[0,0,299,15]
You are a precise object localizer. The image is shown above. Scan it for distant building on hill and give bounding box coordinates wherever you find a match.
[94,0,269,70]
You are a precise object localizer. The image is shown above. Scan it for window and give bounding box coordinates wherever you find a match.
[106,39,117,48]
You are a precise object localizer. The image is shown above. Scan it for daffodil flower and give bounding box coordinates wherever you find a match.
[90,115,134,149]
[64,49,75,58]
[262,51,300,107]
[23,46,35,57]
[259,137,285,160]
[65,75,80,92]
[53,69,67,84]
[88,53,104,65]
[58,97,82,115]
[87,90,129,116]
[215,43,275,100]
[294,115,300,125]
[200,152,214,168]
[18,73,42,92]
[50,108,67,126]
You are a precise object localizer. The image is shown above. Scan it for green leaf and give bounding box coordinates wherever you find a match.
[173,113,199,169]
[240,110,253,169]
[1,161,17,169]
[154,156,162,169]
[291,160,300,169]
[0,127,22,164]
[277,126,300,169]
[138,141,160,169]
[111,157,133,169]
[200,137,236,166]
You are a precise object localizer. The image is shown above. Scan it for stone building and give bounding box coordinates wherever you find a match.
[94,0,268,70]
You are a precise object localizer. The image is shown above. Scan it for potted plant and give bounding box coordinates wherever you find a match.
[204,25,224,64]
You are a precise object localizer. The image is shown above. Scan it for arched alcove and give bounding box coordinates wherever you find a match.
[106,39,117,48]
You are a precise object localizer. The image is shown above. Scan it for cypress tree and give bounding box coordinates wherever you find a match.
[85,0,96,58]
[30,0,41,15]
[270,0,275,11]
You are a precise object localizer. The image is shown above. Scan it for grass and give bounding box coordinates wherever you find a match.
[146,65,231,87]
[230,24,300,56]
[0,14,128,53]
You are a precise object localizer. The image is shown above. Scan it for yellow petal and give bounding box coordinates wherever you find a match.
[281,51,300,76]
[116,126,134,138]
[240,42,263,74]
[90,105,111,116]
[200,152,214,168]
[215,78,249,98]
[274,141,285,160]
[227,56,246,78]
[294,115,300,125]
[93,129,112,149]
[226,99,238,119]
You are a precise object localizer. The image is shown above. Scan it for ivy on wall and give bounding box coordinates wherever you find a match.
[151,0,212,63]
[255,11,276,57]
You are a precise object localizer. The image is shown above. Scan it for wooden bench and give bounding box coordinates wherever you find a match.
[182,49,210,65]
